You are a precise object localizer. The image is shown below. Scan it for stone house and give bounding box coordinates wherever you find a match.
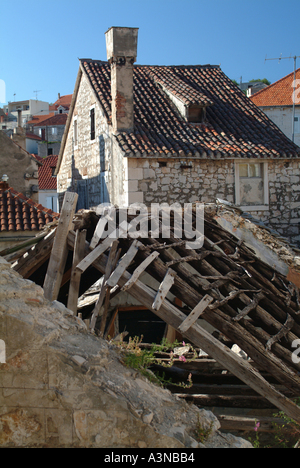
[56,27,300,245]
[250,68,300,147]
[29,113,68,157]
[49,93,72,114]
[0,129,41,203]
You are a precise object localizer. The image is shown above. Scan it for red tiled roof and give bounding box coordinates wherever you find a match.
[38,155,58,190]
[49,94,72,111]
[81,60,300,158]
[26,132,42,141]
[250,69,300,107]
[29,113,68,127]
[27,113,55,126]
[0,182,59,232]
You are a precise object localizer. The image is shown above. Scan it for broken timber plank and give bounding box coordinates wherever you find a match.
[90,216,108,250]
[232,291,265,322]
[66,231,300,424]
[43,192,78,301]
[152,268,176,311]
[121,251,160,292]
[265,314,295,351]
[90,240,119,333]
[178,295,213,334]
[13,229,55,278]
[67,229,87,314]
[106,240,139,288]
[75,237,113,274]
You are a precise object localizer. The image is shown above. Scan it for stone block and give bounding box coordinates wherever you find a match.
[143,168,156,179]
[128,191,144,204]
[128,168,143,180]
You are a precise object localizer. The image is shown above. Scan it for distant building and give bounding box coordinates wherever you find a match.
[1,100,49,133]
[38,154,59,212]
[27,94,71,157]
[250,69,300,146]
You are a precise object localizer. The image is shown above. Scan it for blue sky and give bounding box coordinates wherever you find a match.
[1,0,299,105]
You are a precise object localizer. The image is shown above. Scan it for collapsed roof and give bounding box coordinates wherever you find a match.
[6,192,300,423]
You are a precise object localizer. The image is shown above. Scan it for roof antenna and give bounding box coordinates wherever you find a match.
[265,53,300,142]
[33,90,41,100]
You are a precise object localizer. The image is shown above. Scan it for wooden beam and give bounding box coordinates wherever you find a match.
[121,251,160,292]
[43,192,78,301]
[13,229,55,278]
[106,240,139,288]
[89,240,119,333]
[178,295,213,334]
[67,229,87,314]
[67,231,300,424]
[75,236,113,274]
[152,268,176,311]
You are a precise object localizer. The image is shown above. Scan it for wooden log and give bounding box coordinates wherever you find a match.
[218,415,286,433]
[152,268,176,311]
[43,192,78,301]
[122,251,160,292]
[174,394,277,409]
[67,229,87,314]
[66,231,300,425]
[178,295,213,333]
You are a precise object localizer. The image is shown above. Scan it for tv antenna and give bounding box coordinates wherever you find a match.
[33,90,41,100]
[265,54,300,142]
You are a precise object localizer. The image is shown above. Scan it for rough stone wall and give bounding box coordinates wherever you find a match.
[126,158,234,206]
[0,257,251,448]
[127,157,300,246]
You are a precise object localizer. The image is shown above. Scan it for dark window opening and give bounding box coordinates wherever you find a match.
[90,108,95,140]
[187,105,204,123]
[159,161,167,168]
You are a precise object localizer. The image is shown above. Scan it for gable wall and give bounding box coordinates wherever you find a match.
[260,106,300,147]
[57,73,113,209]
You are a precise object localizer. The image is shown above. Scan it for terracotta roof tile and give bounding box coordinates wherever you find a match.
[38,155,58,190]
[250,69,300,107]
[81,60,300,158]
[49,94,72,112]
[0,181,59,233]
[30,113,68,127]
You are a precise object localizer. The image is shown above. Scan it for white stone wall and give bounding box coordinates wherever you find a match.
[57,72,113,209]
[261,106,300,147]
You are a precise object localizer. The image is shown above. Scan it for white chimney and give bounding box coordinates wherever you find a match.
[105,27,138,134]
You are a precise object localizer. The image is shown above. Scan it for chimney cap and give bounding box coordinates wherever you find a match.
[105,27,139,61]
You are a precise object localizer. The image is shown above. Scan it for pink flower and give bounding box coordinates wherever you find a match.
[254,421,260,432]
[182,341,186,346]
[179,355,187,362]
